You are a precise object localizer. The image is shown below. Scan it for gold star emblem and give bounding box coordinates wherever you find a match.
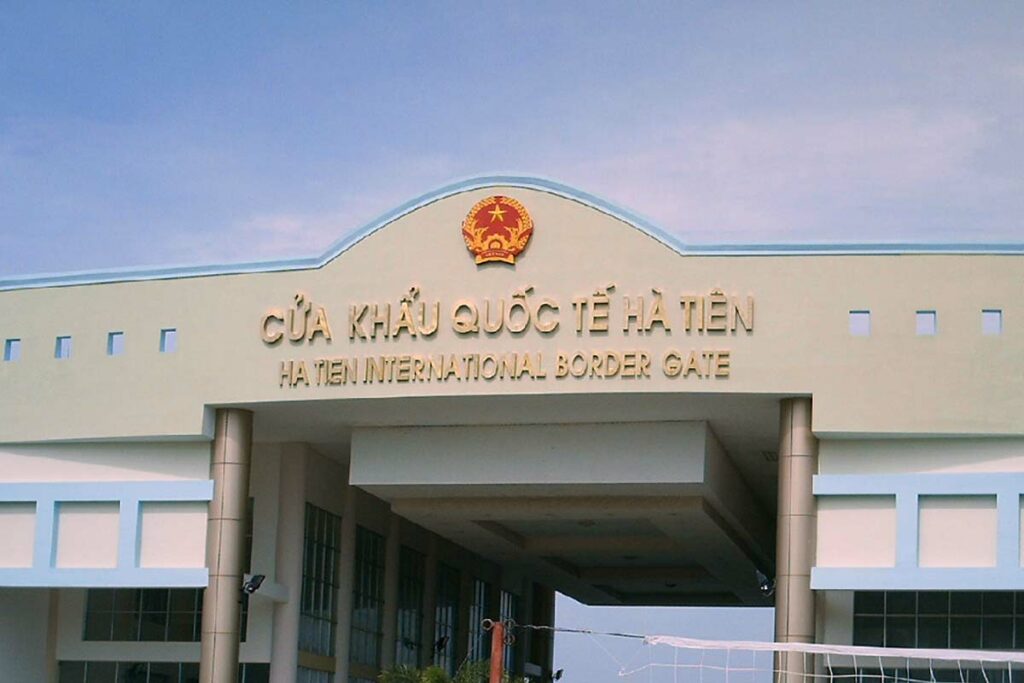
[487,203,507,223]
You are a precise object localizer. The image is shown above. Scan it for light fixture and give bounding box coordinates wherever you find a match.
[242,574,266,595]
[755,570,775,597]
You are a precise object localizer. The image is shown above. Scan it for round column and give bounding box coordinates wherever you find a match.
[200,409,253,683]
[269,445,306,683]
[774,397,818,683]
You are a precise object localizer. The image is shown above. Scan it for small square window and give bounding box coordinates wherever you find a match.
[107,332,125,356]
[159,328,177,353]
[55,335,72,359]
[982,309,1002,335]
[849,310,871,336]
[916,310,937,336]
[3,338,21,362]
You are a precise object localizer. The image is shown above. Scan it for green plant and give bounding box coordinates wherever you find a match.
[378,665,424,683]
[452,660,489,683]
[420,666,451,683]
[377,661,530,683]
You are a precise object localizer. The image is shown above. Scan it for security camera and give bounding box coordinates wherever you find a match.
[755,570,775,597]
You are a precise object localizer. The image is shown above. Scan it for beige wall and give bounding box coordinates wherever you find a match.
[1,186,1021,444]
[815,439,1024,574]
[819,438,1024,474]
[918,495,998,568]
[0,589,56,683]
[0,503,35,568]
[0,443,210,482]
[816,496,896,568]
[350,421,709,490]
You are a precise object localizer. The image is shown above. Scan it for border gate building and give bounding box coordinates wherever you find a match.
[1,177,1023,683]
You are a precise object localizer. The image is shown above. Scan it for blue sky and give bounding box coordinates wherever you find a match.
[2,2,1022,277]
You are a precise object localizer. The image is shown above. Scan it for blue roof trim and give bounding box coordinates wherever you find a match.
[3,174,1023,291]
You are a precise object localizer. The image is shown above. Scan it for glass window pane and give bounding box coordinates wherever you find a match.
[853,616,884,646]
[169,589,197,612]
[886,616,915,647]
[952,593,983,615]
[917,616,949,648]
[83,610,113,641]
[918,592,949,615]
[120,663,149,683]
[854,592,885,615]
[166,610,194,643]
[887,592,916,615]
[984,616,1013,649]
[84,662,116,683]
[951,616,982,648]
[244,663,270,683]
[984,592,1014,615]
[87,589,115,612]
[148,662,178,683]
[113,589,139,611]
[58,661,86,683]
[139,611,168,641]
[111,611,138,641]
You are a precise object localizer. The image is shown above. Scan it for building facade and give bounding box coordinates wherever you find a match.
[0,177,1022,682]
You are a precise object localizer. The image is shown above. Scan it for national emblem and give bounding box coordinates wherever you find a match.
[461,195,533,265]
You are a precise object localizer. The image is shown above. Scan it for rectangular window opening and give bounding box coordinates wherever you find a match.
[983,309,1003,335]
[55,335,72,359]
[107,332,125,356]
[849,310,871,337]
[467,578,493,662]
[852,590,1024,650]
[350,526,385,669]
[299,503,341,657]
[3,338,21,362]
[159,328,177,353]
[434,563,460,677]
[499,590,521,673]
[395,546,426,668]
[916,310,937,336]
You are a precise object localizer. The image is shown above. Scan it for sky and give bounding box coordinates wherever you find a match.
[554,595,772,683]
[0,3,1018,678]
[2,2,1023,279]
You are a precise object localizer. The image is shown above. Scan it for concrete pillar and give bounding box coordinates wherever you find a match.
[332,481,358,683]
[455,570,473,665]
[530,584,555,681]
[45,589,59,683]
[380,514,402,671]
[200,409,253,683]
[421,535,439,668]
[774,398,818,682]
[269,445,306,683]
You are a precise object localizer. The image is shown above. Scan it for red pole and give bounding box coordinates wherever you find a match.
[489,620,505,683]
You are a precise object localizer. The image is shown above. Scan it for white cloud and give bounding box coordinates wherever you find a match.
[552,107,1000,242]
[158,106,1014,266]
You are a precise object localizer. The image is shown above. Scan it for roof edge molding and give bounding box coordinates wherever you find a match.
[4,174,1024,291]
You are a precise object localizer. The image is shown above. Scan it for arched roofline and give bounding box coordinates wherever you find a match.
[3,174,1024,291]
